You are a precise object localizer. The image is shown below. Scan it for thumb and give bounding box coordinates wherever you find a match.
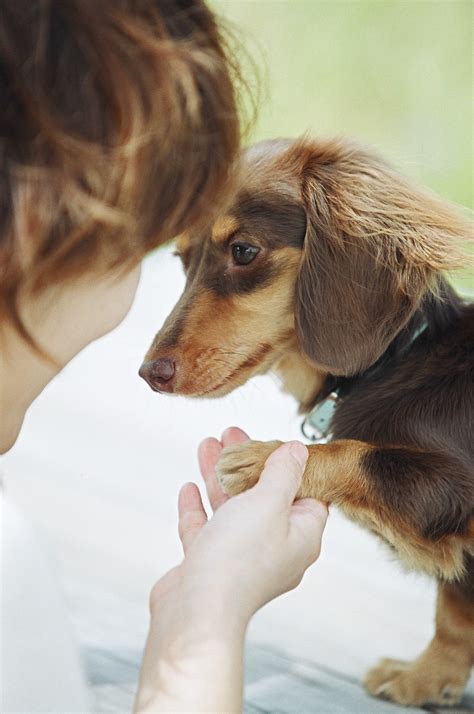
[257,441,308,507]
[289,498,328,565]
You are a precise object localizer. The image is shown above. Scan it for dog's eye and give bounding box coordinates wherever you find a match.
[231,243,260,266]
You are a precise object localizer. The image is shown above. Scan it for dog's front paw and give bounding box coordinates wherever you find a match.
[364,655,468,707]
[216,440,282,496]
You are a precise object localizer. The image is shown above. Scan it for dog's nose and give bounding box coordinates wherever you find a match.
[139,358,176,392]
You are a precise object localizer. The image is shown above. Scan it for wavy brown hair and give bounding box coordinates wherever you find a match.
[0,0,243,345]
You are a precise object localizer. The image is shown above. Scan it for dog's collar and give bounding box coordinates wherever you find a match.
[300,320,429,444]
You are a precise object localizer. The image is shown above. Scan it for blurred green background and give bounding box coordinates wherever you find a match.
[213,0,473,290]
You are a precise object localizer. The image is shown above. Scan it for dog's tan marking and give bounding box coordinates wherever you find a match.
[211,215,239,244]
[273,343,327,410]
[175,233,191,253]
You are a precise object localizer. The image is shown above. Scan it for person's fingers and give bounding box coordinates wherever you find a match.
[221,426,250,447]
[198,437,228,511]
[288,498,328,565]
[198,429,249,511]
[256,441,309,508]
[177,482,208,554]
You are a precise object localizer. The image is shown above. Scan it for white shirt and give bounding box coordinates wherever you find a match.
[1,491,90,713]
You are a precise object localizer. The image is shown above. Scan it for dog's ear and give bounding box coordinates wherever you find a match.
[294,140,469,375]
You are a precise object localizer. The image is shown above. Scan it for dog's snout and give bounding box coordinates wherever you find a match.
[139,358,176,392]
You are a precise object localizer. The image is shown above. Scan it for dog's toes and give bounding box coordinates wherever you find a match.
[364,656,466,707]
[364,658,408,701]
[216,440,281,496]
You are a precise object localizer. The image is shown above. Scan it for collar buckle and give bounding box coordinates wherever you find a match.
[301,391,338,443]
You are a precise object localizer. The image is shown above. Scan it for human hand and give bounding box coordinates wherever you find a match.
[151,427,328,627]
[146,427,251,620]
[136,428,328,713]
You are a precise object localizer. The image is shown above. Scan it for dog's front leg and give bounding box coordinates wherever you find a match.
[217,439,472,552]
[218,438,474,707]
[365,577,474,707]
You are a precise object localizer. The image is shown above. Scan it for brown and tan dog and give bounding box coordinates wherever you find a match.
[140,137,474,708]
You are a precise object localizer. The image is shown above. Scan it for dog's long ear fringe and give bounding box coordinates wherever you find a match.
[291,139,472,376]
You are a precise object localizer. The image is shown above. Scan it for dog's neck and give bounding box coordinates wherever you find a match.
[327,278,464,403]
[272,342,327,413]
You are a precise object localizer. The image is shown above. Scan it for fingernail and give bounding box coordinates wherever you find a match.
[288,441,308,469]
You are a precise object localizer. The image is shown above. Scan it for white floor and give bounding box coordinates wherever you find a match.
[2,248,473,706]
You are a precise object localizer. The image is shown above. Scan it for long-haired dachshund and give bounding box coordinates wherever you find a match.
[140,137,474,708]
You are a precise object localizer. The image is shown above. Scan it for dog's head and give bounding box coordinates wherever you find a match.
[140,137,467,407]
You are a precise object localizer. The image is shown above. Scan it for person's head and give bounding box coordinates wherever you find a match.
[0,0,242,360]
[0,0,245,452]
